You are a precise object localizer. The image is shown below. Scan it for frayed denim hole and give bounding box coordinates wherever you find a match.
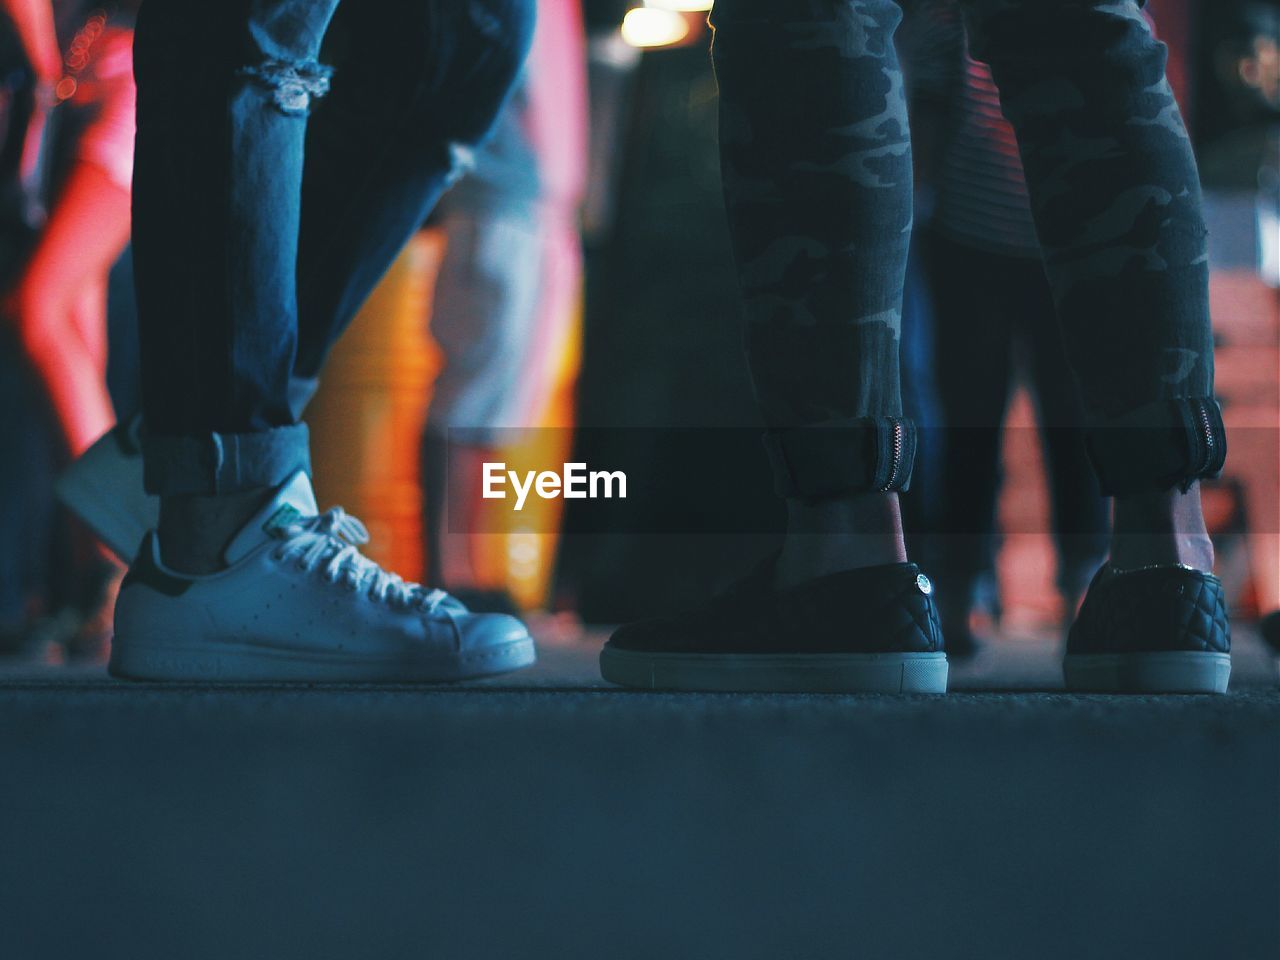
[238,60,335,115]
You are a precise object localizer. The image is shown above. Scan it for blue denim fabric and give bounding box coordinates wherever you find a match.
[132,0,536,495]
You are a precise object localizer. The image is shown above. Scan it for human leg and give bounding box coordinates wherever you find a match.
[711,0,917,586]
[963,0,1222,560]
[1019,258,1109,609]
[965,0,1228,690]
[928,234,1018,657]
[601,0,946,693]
[131,0,342,569]
[420,201,545,592]
[9,161,129,455]
[114,0,536,681]
[65,0,534,543]
[292,0,535,381]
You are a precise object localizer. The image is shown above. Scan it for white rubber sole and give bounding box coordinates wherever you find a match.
[599,648,948,693]
[109,635,536,683]
[56,434,155,562]
[1063,651,1230,694]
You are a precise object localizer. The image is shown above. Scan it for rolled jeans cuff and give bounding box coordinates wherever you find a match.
[763,416,917,499]
[1085,397,1226,497]
[142,424,312,496]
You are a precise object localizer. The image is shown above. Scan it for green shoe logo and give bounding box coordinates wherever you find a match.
[264,504,303,537]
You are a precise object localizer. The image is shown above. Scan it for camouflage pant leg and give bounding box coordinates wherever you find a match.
[711,0,918,498]
[962,0,1226,494]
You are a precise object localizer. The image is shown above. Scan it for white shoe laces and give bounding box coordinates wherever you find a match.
[271,507,447,611]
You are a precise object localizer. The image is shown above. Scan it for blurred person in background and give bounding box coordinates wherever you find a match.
[603,0,1232,695]
[1197,1,1279,201]
[0,0,137,657]
[1196,1,1280,662]
[421,0,587,615]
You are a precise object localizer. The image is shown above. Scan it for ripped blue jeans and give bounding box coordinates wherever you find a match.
[131,0,535,495]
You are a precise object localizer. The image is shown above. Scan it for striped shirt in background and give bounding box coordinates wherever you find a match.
[933,49,1041,260]
[899,0,1040,260]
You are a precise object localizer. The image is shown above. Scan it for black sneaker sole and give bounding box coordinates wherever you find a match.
[599,648,948,693]
[1063,651,1229,694]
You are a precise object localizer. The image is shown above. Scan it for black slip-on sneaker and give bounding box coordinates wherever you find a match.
[1256,610,1280,685]
[599,560,946,693]
[1259,610,1280,655]
[1063,564,1230,694]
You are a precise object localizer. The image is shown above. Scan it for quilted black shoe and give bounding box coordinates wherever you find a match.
[1063,564,1230,694]
[600,560,947,693]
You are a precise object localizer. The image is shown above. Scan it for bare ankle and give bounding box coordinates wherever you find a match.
[775,493,909,589]
[1110,483,1214,573]
[157,487,275,574]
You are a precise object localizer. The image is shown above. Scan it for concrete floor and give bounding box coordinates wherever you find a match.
[1,627,1277,959]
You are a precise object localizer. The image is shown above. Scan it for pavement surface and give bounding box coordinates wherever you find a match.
[1,626,1277,960]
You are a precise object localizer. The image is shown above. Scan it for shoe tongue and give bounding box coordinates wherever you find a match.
[223,471,319,565]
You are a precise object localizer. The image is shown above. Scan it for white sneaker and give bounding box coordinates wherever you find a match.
[56,417,156,562]
[110,471,535,681]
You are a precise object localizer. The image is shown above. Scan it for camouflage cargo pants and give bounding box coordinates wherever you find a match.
[711,0,1226,498]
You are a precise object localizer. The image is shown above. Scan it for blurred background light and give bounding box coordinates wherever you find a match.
[620,7,690,48]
